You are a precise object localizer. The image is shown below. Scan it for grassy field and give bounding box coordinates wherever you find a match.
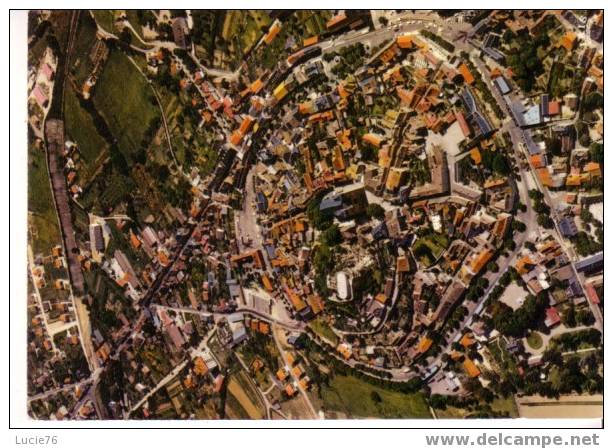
[490,396,519,417]
[320,375,431,418]
[64,86,109,183]
[93,49,159,160]
[413,232,449,266]
[91,10,116,32]
[309,317,339,345]
[526,331,543,350]
[296,11,332,38]
[69,13,99,85]
[28,143,61,255]
[433,396,518,419]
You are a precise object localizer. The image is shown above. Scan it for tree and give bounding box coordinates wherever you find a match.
[321,225,342,246]
[492,153,511,175]
[542,347,563,366]
[119,27,132,45]
[537,214,553,228]
[582,92,603,112]
[562,305,577,328]
[545,137,562,156]
[366,203,385,220]
[589,142,604,164]
[370,390,382,403]
[578,133,591,148]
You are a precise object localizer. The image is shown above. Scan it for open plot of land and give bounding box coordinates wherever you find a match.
[517,395,602,419]
[28,143,61,255]
[499,281,529,310]
[279,394,315,419]
[93,49,160,160]
[427,123,465,157]
[309,317,339,345]
[320,375,431,419]
[226,372,266,419]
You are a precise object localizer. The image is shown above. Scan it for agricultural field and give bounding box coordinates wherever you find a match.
[64,86,109,184]
[225,371,266,419]
[93,49,160,161]
[28,140,61,255]
[68,13,99,85]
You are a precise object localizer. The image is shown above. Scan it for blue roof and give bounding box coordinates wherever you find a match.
[575,252,603,272]
[494,76,511,95]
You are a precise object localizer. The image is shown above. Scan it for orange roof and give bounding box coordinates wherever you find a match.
[417,337,433,354]
[307,295,324,315]
[303,35,318,47]
[285,383,296,396]
[396,34,414,49]
[194,356,209,376]
[458,63,474,85]
[584,162,601,174]
[332,146,345,171]
[250,78,264,94]
[336,129,352,150]
[230,130,242,146]
[463,358,481,377]
[337,343,352,360]
[261,274,273,292]
[285,286,307,312]
[483,178,505,189]
[286,352,295,366]
[470,148,481,164]
[299,378,310,390]
[337,83,349,99]
[238,115,254,135]
[374,293,388,304]
[276,368,288,381]
[470,248,493,273]
[326,13,347,29]
[536,168,553,187]
[516,255,535,275]
[362,133,382,147]
[158,251,170,267]
[559,31,577,51]
[258,321,270,334]
[460,333,476,348]
[264,22,281,44]
[291,365,303,378]
[130,232,141,249]
[530,154,546,168]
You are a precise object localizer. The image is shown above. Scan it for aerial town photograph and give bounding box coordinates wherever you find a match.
[22,9,604,422]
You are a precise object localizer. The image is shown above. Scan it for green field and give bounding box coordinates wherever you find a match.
[413,232,449,266]
[309,317,339,345]
[93,49,160,160]
[321,375,431,418]
[28,143,61,255]
[64,86,109,183]
[69,13,99,85]
[526,332,543,350]
[490,396,519,417]
[91,10,116,32]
